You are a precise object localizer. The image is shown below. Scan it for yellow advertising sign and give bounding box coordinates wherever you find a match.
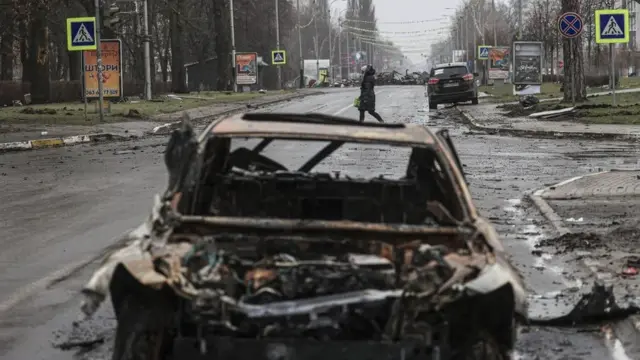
[83,39,123,99]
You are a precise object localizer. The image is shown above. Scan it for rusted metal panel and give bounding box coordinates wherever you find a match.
[178,215,469,237]
[210,114,435,146]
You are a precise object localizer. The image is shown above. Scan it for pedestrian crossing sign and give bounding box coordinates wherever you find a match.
[595,9,629,44]
[478,46,490,60]
[66,17,97,51]
[271,50,286,65]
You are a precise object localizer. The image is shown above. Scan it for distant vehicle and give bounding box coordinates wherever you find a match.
[427,62,479,110]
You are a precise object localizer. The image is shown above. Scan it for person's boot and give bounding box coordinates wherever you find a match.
[372,111,384,123]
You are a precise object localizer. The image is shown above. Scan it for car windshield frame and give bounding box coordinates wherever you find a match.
[225,136,416,174]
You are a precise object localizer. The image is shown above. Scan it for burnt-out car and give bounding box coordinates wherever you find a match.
[79,113,527,360]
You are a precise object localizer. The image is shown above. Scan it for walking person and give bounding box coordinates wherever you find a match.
[358,65,384,123]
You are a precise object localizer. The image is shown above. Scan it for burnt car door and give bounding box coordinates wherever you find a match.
[435,129,466,184]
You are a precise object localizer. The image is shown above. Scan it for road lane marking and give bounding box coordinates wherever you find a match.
[0,227,135,315]
[334,90,386,116]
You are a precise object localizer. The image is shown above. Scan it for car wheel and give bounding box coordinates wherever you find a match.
[112,294,174,360]
[471,97,479,105]
[429,102,437,110]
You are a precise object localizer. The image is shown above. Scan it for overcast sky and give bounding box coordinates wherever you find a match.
[333,0,465,65]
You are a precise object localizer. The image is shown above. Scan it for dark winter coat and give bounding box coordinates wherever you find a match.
[358,68,376,112]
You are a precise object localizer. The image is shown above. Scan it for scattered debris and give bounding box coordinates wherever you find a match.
[519,95,539,107]
[531,282,638,325]
[20,107,57,115]
[529,107,576,119]
[621,267,638,277]
[536,232,604,253]
[124,109,142,118]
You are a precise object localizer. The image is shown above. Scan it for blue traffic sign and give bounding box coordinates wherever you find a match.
[595,9,629,44]
[478,45,490,60]
[271,50,286,65]
[558,12,583,38]
[66,17,97,51]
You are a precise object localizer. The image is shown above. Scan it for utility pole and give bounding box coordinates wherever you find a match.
[94,0,104,122]
[297,0,304,88]
[314,6,319,81]
[473,16,477,71]
[465,11,469,63]
[338,19,342,79]
[517,0,522,40]
[275,0,281,89]
[346,30,350,77]
[328,9,332,80]
[492,0,497,45]
[142,0,152,100]
[230,0,237,92]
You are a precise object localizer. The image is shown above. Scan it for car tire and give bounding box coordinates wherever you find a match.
[429,102,437,110]
[112,293,173,360]
[456,332,505,360]
[471,97,479,105]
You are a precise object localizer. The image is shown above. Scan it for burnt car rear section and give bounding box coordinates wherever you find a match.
[79,113,527,360]
[427,63,479,110]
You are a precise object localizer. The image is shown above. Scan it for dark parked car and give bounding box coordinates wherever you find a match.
[79,113,526,360]
[427,62,479,110]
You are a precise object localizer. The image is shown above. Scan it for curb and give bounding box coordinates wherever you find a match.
[149,91,325,136]
[527,170,611,235]
[527,170,640,344]
[0,133,132,153]
[0,91,325,153]
[455,106,640,142]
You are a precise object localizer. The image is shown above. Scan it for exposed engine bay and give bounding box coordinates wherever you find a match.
[116,231,518,356]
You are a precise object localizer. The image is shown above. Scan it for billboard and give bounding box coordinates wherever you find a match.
[235,52,258,85]
[452,50,466,63]
[488,46,510,80]
[303,59,330,80]
[82,39,122,99]
[513,42,543,85]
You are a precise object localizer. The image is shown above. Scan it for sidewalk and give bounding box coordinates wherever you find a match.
[529,170,640,310]
[0,89,324,152]
[457,88,640,140]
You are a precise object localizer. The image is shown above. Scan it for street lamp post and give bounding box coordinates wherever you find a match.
[297,0,304,88]
[275,0,281,89]
[465,11,469,63]
[142,0,152,100]
[338,19,342,79]
[328,9,332,80]
[230,0,237,92]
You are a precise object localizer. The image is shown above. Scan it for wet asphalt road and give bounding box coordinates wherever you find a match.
[1,86,639,359]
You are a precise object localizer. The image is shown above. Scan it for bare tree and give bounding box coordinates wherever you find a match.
[561,0,586,100]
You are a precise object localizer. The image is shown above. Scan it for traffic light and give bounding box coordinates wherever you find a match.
[104,5,121,28]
